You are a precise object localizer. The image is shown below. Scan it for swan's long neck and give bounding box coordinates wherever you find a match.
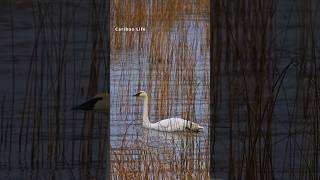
[142,95,151,127]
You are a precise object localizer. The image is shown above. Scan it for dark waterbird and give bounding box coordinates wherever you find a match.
[72,92,109,112]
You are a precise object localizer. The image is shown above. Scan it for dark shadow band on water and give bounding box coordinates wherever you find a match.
[210,0,214,177]
[105,0,110,179]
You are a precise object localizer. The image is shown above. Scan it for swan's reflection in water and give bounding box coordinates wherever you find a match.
[112,127,208,178]
[133,128,205,160]
[140,128,201,145]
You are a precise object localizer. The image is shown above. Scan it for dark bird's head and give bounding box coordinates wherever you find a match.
[72,93,108,112]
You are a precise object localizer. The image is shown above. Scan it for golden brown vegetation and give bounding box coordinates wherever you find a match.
[111,0,209,179]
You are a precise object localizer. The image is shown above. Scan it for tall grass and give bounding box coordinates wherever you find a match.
[1,0,109,179]
[111,0,209,179]
[210,0,319,179]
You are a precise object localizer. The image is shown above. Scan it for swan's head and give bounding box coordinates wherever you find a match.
[133,90,147,97]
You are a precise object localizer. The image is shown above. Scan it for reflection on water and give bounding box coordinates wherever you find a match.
[1,0,319,179]
[0,1,108,179]
[111,128,209,179]
[110,0,210,178]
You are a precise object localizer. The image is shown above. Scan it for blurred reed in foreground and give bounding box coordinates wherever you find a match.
[1,0,109,179]
[211,0,319,179]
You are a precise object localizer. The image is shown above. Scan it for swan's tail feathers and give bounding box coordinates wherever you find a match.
[185,123,204,132]
[72,97,103,111]
[195,125,204,132]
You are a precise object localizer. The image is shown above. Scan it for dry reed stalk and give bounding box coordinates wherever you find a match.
[111,0,209,178]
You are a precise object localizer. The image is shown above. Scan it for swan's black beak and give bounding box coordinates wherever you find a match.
[133,93,140,97]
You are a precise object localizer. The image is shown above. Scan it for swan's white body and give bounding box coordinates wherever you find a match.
[145,117,203,132]
[134,91,203,132]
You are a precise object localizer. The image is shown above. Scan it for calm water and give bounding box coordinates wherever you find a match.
[110,2,210,176]
[1,0,320,179]
[0,1,108,179]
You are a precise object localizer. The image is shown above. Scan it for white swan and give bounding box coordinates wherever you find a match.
[72,92,109,112]
[133,91,204,132]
